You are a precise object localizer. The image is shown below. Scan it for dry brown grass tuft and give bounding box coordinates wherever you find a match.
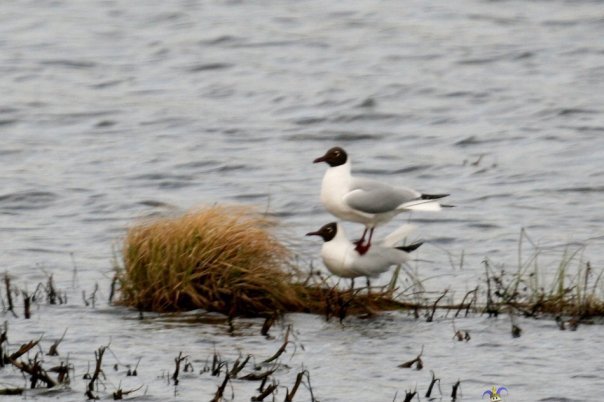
[118,205,307,316]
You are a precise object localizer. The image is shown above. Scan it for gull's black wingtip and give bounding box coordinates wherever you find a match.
[421,193,449,200]
[396,242,423,253]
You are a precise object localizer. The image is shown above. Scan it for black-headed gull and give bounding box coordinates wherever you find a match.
[306,222,422,288]
[313,146,448,254]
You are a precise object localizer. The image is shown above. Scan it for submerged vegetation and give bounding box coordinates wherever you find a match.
[0,318,321,400]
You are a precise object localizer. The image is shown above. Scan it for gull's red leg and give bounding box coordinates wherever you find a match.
[354,228,374,255]
[353,228,368,246]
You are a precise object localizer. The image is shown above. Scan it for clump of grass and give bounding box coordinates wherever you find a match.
[118,205,307,316]
[481,229,604,319]
[530,256,604,318]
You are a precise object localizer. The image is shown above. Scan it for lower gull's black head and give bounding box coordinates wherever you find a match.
[313,146,347,167]
[306,222,338,242]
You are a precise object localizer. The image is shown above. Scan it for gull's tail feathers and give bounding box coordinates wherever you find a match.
[382,224,417,247]
[399,199,443,212]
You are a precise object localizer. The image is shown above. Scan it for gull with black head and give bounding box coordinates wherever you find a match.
[313,146,449,254]
[306,222,422,290]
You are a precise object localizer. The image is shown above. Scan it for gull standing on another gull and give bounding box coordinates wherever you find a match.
[306,222,422,289]
[313,146,449,254]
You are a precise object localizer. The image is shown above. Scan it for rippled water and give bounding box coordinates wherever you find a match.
[2,0,604,400]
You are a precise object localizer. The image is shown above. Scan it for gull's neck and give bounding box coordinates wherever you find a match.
[320,159,354,219]
[333,223,351,244]
[322,158,352,191]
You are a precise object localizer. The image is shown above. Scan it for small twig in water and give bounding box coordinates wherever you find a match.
[452,321,471,342]
[451,379,461,400]
[403,388,417,402]
[427,290,448,322]
[113,383,143,400]
[48,361,70,384]
[23,291,31,319]
[90,283,99,308]
[10,339,40,361]
[172,352,187,385]
[0,322,7,368]
[4,274,17,318]
[484,260,499,317]
[239,368,277,382]
[251,380,278,401]
[228,354,251,378]
[425,370,441,398]
[210,372,230,402]
[46,274,58,304]
[262,325,291,364]
[285,370,306,402]
[127,357,141,376]
[9,351,58,389]
[303,370,318,402]
[108,274,118,305]
[398,345,424,370]
[261,312,277,338]
[85,345,107,399]
[455,287,477,318]
[510,312,522,338]
[211,349,226,377]
[47,328,68,356]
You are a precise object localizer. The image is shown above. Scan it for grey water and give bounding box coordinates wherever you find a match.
[1,0,604,400]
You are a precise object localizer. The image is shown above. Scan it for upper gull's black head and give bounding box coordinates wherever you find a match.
[313,147,347,167]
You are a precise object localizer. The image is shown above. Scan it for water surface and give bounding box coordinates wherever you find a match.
[2,0,604,400]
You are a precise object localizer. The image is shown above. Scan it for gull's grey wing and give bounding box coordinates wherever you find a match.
[344,177,421,214]
[349,253,391,277]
